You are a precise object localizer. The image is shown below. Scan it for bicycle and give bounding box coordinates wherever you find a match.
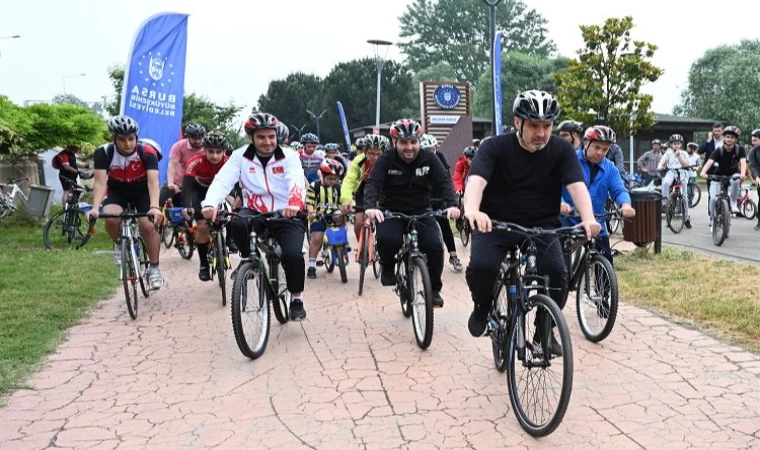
[206,210,232,307]
[0,177,29,217]
[563,213,620,343]
[457,194,472,246]
[708,174,741,246]
[165,207,196,260]
[357,213,378,296]
[43,183,95,250]
[687,179,701,208]
[485,221,581,437]
[663,168,690,234]
[159,199,175,248]
[604,196,620,235]
[317,212,349,284]
[95,209,153,320]
[384,210,444,350]
[736,183,757,220]
[223,210,302,360]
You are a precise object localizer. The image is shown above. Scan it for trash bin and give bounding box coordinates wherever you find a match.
[25,184,55,218]
[623,188,662,246]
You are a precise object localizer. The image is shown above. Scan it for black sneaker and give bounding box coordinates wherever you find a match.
[432,291,444,308]
[755,223,760,231]
[468,305,489,337]
[684,220,692,229]
[307,267,317,279]
[381,264,396,286]
[198,266,211,282]
[290,299,306,321]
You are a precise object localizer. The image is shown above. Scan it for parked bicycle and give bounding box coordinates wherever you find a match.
[708,174,741,246]
[0,177,29,217]
[484,221,581,437]
[223,210,303,360]
[43,183,95,250]
[94,209,153,320]
[385,210,445,350]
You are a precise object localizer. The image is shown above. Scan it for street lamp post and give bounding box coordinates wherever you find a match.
[306,109,328,141]
[290,123,308,141]
[367,39,393,130]
[483,0,502,136]
[0,34,21,58]
[62,73,86,95]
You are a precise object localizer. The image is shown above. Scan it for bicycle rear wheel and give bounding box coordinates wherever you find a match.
[215,231,227,306]
[688,182,701,208]
[161,222,174,248]
[372,229,380,279]
[136,237,150,298]
[176,224,195,260]
[397,260,412,318]
[122,241,139,320]
[605,198,620,235]
[230,261,270,359]
[409,256,434,349]
[270,258,290,325]
[460,221,471,247]
[576,254,619,342]
[43,208,91,250]
[336,246,348,283]
[507,294,573,437]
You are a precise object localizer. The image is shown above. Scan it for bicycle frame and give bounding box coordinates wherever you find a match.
[1,178,29,207]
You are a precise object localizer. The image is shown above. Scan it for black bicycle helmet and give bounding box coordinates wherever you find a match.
[202,131,229,149]
[107,115,139,137]
[463,146,477,158]
[184,123,207,139]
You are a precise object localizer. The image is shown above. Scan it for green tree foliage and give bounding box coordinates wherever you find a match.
[398,0,555,85]
[257,72,325,138]
[52,94,89,108]
[554,16,663,136]
[472,52,568,120]
[105,65,125,117]
[675,39,760,140]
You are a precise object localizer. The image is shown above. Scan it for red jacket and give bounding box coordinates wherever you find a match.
[452,156,470,191]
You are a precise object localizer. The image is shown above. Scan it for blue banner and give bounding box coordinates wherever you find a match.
[336,101,352,150]
[121,13,189,184]
[493,31,503,136]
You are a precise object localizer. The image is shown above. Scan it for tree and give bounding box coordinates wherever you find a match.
[105,65,124,117]
[321,58,416,143]
[257,72,325,139]
[398,0,555,85]
[554,16,663,136]
[412,61,459,84]
[675,40,760,141]
[472,52,568,120]
[53,94,88,108]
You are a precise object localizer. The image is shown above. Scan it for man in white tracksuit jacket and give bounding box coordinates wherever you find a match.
[202,112,309,321]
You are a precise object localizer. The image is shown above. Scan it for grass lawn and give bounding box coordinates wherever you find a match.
[0,210,119,402]
[616,246,760,352]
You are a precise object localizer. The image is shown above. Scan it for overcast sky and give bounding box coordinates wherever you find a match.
[1,0,758,117]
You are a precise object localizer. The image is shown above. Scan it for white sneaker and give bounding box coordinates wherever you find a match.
[146,266,164,290]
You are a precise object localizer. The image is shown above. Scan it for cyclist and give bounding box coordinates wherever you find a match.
[306,159,344,279]
[559,125,635,263]
[686,142,701,181]
[341,134,388,241]
[657,134,692,229]
[54,144,89,205]
[557,120,583,150]
[420,133,463,272]
[363,119,460,308]
[161,123,206,207]
[700,125,746,219]
[276,122,290,146]
[86,115,164,290]
[453,146,476,231]
[637,139,663,187]
[349,137,366,160]
[324,143,348,172]
[181,131,230,281]
[749,130,760,230]
[299,133,324,184]
[201,112,308,321]
[463,90,600,350]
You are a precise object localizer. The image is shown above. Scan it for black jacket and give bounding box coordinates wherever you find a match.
[363,148,457,214]
[698,139,721,175]
[749,147,760,179]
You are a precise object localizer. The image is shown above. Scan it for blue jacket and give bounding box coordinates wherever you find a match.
[560,149,631,237]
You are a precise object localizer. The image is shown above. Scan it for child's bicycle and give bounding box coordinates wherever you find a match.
[736,184,757,220]
[318,211,350,284]
[165,207,196,259]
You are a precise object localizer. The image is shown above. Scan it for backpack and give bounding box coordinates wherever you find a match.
[52,150,69,170]
[102,142,163,168]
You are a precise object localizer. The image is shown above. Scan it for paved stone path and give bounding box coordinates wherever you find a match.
[2,241,760,449]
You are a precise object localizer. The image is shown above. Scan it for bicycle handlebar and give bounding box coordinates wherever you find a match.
[97,211,154,220]
[6,177,29,184]
[490,220,588,239]
[383,210,447,220]
[707,174,742,182]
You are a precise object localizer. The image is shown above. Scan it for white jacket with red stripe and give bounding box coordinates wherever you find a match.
[202,145,306,212]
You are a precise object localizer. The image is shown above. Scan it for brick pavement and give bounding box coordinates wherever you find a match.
[1,243,759,449]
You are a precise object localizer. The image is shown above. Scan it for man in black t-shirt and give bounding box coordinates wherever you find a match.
[700,125,746,220]
[463,90,601,352]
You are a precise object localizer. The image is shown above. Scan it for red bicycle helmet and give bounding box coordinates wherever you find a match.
[244,112,279,135]
[319,158,345,178]
[583,125,616,143]
[389,119,423,139]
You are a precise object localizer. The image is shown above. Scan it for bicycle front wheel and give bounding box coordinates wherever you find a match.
[743,200,757,220]
[576,254,619,342]
[215,231,228,306]
[409,256,434,349]
[712,199,730,246]
[122,241,139,320]
[161,222,174,248]
[491,282,509,372]
[270,259,290,325]
[507,294,573,437]
[176,225,194,259]
[666,193,685,234]
[460,221,471,247]
[688,182,701,208]
[231,261,270,359]
[358,233,368,296]
[136,237,150,298]
[372,230,380,279]
[336,245,348,284]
